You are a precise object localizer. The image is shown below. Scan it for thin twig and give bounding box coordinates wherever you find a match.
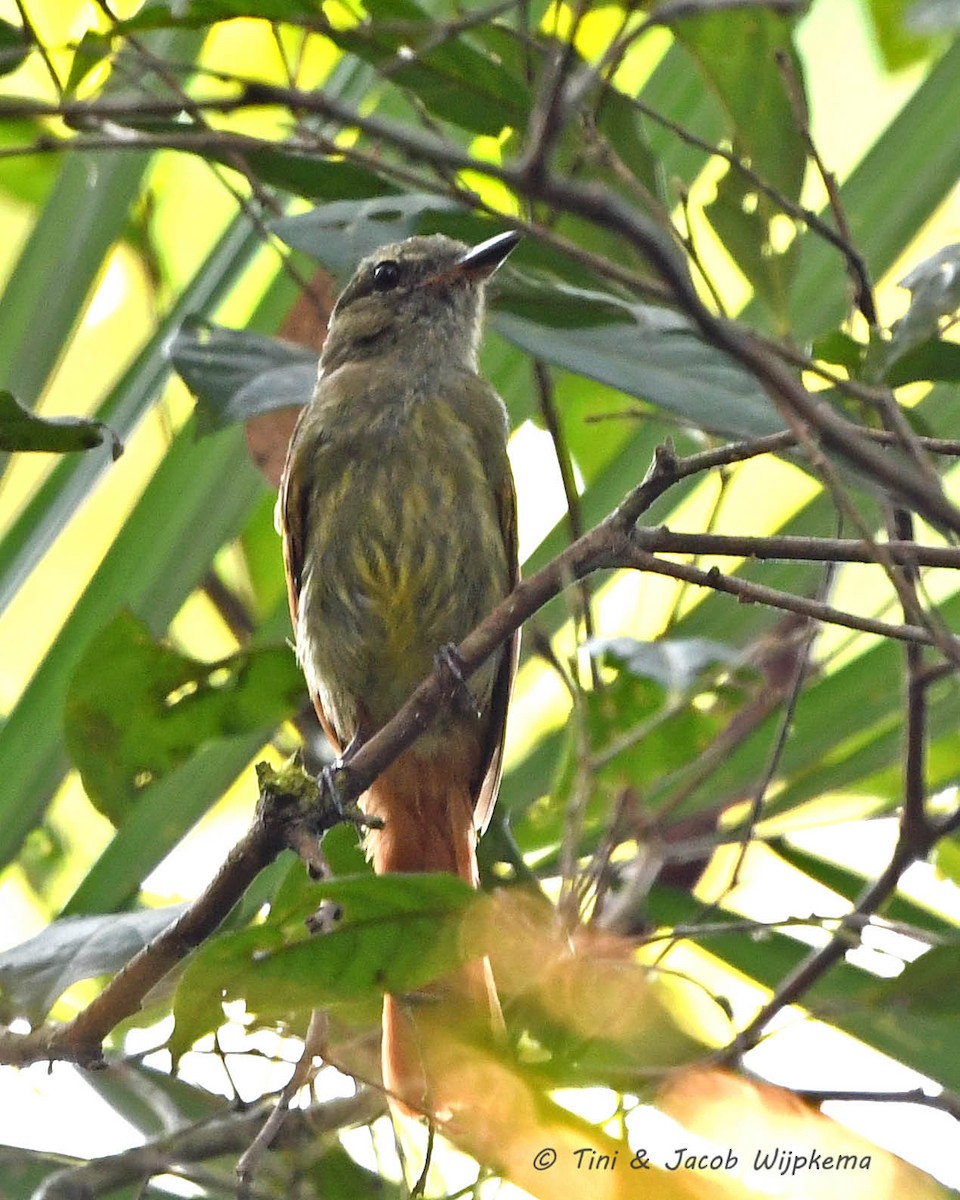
[0,764,348,1068]
[532,360,599,685]
[32,1091,384,1200]
[236,1010,329,1191]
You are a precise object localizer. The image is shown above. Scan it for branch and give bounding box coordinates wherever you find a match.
[4,438,958,1070]
[3,85,957,534]
[633,528,960,572]
[792,1086,960,1123]
[0,763,342,1068]
[33,1089,385,1200]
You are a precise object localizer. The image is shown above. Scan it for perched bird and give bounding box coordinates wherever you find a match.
[276,229,521,1117]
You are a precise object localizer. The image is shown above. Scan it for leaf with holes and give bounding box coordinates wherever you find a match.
[64,609,303,823]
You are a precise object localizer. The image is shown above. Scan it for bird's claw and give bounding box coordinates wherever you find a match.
[317,761,383,832]
[435,643,481,719]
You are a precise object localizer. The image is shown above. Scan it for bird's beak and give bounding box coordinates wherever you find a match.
[453,229,522,280]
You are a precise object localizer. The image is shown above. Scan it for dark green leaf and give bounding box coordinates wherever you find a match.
[597,85,666,208]
[0,1148,75,1198]
[0,391,122,457]
[787,39,960,338]
[0,18,28,78]
[120,0,321,29]
[169,319,316,432]
[813,329,867,373]
[640,41,728,183]
[237,151,399,202]
[490,305,782,439]
[867,946,960,1015]
[672,7,806,197]
[271,193,467,278]
[320,0,530,135]
[884,335,960,385]
[64,609,303,823]
[83,1061,223,1138]
[0,906,185,1022]
[304,1146,402,1200]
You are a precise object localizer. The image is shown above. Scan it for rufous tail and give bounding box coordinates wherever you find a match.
[363,749,501,1120]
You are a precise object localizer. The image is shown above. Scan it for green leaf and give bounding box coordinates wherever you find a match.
[867,946,960,1015]
[62,729,273,916]
[170,872,479,1059]
[649,887,960,1091]
[303,1145,403,1200]
[0,906,186,1022]
[867,0,937,68]
[82,1061,223,1138]
[884,335,960,385]
[0,214,265,622]
[271,193,468,278]
[64,610,303,823]
[235,150,399,202]
[705,165,799,333]
[934,833,960,886]
[0,420,266,872]
[641,41,728,184]
[0,391,122,457]
[0,118,59,206]
[169,319,316,431]
[64,29,112,95]
[0,27,205,422]
[673,7,806,197]
[490,305,782,439]
[321,0,530,136]
[787,37,960,338]
[597,85,667,208]
[307,872,477,929]
[813,329,867,374]
[0,18,29,78]
[772,838,959,937]
[120,0,322,28]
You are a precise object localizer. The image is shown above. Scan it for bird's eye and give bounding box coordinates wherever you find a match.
[372,261,400,291]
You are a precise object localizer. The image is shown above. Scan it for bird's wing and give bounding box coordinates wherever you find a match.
[276,407,344,755]
[472,462,520,835]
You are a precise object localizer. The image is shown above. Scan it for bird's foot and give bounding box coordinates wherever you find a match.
[316,759,380,833]
[435,643,481,719]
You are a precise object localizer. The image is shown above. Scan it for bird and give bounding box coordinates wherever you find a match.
[276,228,521,1119]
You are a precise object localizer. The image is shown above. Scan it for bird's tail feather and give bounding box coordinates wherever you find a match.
[364,751,501,1119]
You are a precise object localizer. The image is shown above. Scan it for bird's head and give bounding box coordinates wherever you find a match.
[320,229,521,373]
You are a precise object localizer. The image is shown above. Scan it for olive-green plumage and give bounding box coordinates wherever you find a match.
[286,333,512,744]
[278,230,520,1116]
[279,233,518,798]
